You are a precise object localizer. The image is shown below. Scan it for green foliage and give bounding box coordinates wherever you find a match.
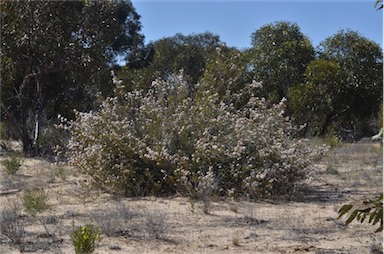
[318,30,383,139]
[288,59,341,136]
[71,223,101,254]
[22,190,50,216]
[1,154,23,175]
[119,32,221,92]
[250,21,314,102]
[0,122,5,139]
[374,0,383,10]
[0,56,16,96]
[290,30,383,140]
[0,121,10,141]
[232,235,241,246]
[38,119,71,155]
[322,135,343,149]
[200,45,253,108]
[338,194,383,233]
[0,0,144,155]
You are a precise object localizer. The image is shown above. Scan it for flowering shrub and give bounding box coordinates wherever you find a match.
[59,73,327,198]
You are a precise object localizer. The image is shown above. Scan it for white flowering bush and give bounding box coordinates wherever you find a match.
[59,73,328,198]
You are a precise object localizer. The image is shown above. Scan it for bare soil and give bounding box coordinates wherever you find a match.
[0,141,382,254]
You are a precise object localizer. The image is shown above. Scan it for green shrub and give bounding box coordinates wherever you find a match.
[1,154,23,175]
[0,121,18,141]
[22,190,50,216]
[232,236,240,246]
[323,135,343,149]
[71,223,101,254]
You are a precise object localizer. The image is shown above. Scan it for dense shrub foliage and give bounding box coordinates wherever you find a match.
[59,74,328,198]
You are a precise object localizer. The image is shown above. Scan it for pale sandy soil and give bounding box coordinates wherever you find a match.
[0,141,382,254]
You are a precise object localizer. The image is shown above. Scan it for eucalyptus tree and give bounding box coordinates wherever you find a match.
[317,30,382,139]
[289,30,383,139]
[200,45,253,108]
[0,0,144,155]
[288,59,342,136]
[119,32,222,92]
[249,21,315,102]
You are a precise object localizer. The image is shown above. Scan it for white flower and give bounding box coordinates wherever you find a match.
[62,73,328,198]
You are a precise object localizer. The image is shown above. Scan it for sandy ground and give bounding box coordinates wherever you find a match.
[0,141,382,254]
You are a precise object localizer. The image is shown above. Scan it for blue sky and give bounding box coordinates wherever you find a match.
[131,0,383,50]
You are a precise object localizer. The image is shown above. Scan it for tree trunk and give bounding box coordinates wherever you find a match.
[319,106,351,137]
[0,102,35,156]
[32,76,43,155]
[1,71,41,156]
[21,131,34,156]
[319,113,336,137]
[19,118,40,157]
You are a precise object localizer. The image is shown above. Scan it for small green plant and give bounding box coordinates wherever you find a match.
[323,135,343,149]
[338,194,383,233]
[22,190,50,216]
[325,164,339,175]
[232,231,241,246]
[55,166,67,181]
[1,154,23,175]
[71,223,101,254]
[188,197,195,214]
[232,236,240,246]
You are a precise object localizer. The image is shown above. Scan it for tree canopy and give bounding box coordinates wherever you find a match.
[0,0,144,155]
[118,32,222,92]
[200,45,253,108]
[1,0,382,156]
[289,30,383,139]
[249,21,315,102]
[319,30,383,139]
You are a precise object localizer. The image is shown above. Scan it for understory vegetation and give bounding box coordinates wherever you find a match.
[0,143,382,253]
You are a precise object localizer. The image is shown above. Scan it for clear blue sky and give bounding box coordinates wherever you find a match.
[131,0,383,50]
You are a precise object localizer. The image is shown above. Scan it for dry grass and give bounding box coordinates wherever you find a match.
[0,200,25,246]
[0,142,382,254]
[90,202,134,237]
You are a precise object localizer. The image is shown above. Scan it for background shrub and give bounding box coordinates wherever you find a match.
[22,189,50,216]
[1,154,23,175]
[61,74,328,199]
